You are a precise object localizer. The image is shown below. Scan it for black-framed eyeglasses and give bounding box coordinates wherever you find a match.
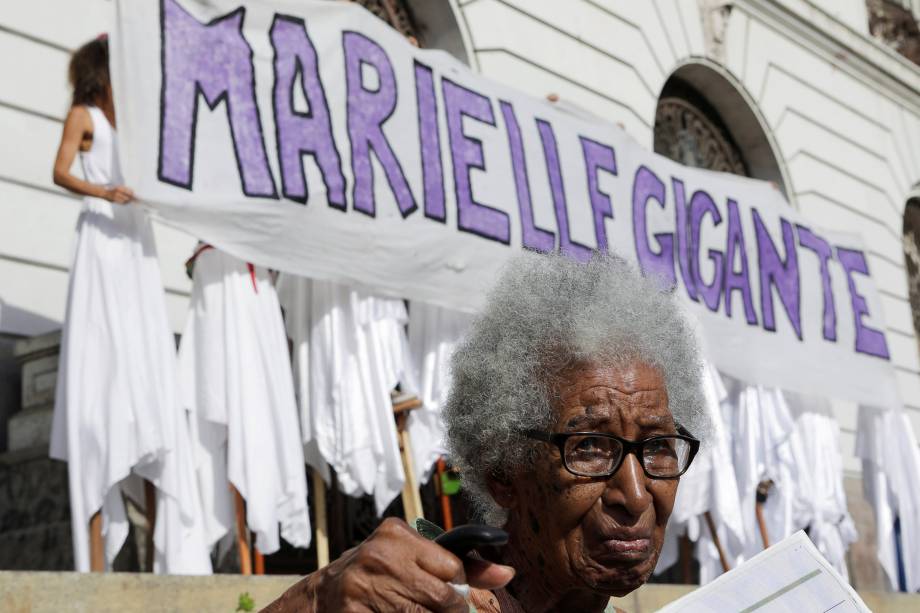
[523,426,700,479]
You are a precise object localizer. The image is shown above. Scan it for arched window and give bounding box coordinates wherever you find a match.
[653,61,789,197]
[350,0,472,65]
[655,79,748,176]
[351,0,418,38]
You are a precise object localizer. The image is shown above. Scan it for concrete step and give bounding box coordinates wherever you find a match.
[1,570,918,613]
[0,571,296,613]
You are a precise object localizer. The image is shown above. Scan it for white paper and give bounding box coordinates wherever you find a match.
[658,531,870,613]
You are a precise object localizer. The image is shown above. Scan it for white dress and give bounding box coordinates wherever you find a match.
[407,302,471,483]
[655,363,745,583]
[783,399,856,578]
[724,382,797,559]
[49,106,211,573]
[279,276,413,516]
[856,405,920,592]
[178,247,311,554]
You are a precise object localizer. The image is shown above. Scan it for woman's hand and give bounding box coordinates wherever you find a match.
[263,518,514,612]
[103,185,134,204]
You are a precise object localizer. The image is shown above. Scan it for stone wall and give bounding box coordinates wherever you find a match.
[0,448,72,571]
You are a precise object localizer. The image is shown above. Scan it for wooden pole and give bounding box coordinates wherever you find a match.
[89,511,104,572]
[679,533,693,583]
[703,511,731,573]
[232,485,252,575]
[253,548,265,575]
[392,395,425,526]
[436,457,453,531]
[755,480,773,550]
[397,417,425,525]
[755,503,770,549]
[144,480,157,572]
[312,468,329,569]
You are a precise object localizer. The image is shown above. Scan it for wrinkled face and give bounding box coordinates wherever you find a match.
[497,361,679,598]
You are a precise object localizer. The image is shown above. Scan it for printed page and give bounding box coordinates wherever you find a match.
[657,531,870,613]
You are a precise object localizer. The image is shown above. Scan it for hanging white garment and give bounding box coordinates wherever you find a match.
[407,302,472,484]
[655,363,744,583]
[49,105,211,573]
[784,396,857,578]
[856,405,920,592]
[178,247,311,554]
[279,276,413,515]
[724,381,797,559]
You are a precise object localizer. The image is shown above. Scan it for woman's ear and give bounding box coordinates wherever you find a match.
[485,470,518,510]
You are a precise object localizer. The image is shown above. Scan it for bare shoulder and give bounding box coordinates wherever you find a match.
[64,105,94,139]
[66,105,92,127]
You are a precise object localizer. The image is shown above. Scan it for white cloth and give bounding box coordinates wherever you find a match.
[656,364,745,583]
[179,247,311,554]
[784,396,857,578]
[49,105,211,573]
[724,381,797,559]
[279,276,413,515]
[856,405,920,592]
[407,302,472,484]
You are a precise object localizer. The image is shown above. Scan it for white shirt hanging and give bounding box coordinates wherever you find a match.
[407,301,472,484]
[723,381,797,559]
[784,395,857,578]
[856,405,920,592]
[179,247,311,554]
[656,363,745,583]
[279,276,413,516]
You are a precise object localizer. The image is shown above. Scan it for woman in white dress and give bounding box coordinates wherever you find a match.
[49,36,210,574]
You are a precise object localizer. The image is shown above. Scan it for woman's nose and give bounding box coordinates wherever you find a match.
[601,453,653,518]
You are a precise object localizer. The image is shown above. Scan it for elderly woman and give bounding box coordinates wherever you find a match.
[267,253,706,612]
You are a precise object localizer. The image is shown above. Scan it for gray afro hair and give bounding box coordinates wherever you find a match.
[443,252,707,525]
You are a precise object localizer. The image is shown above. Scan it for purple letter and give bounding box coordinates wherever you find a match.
[159,0,276,197]
[690,191,724,311]
[271,15,344,207]
[537,119,592,262]
[344,31,416,217]
[797,225,837,342]
[723,199,757,325]
[580,137,617,253]
[836,248,891,359]
[415,61,445,222]
[632,166,676,287]
[753,211,802,339]
[672,178,698,302]
[500,101,554,252]
[442,79,509,244]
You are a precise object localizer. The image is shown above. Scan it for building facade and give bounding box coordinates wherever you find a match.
[1,0,919,589]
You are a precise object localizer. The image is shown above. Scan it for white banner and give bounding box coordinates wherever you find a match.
[112,0,900,409]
